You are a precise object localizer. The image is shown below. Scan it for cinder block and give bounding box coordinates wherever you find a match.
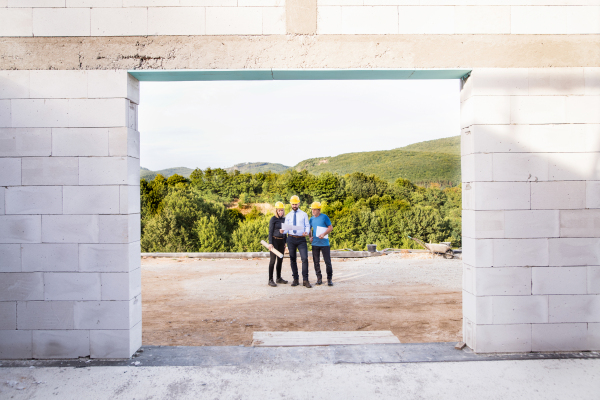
[344,5,400,35]
[588,182,600,209]
[548,153,599,181]
[463,96,511,126]
[262,6,286,34]
[90,326,139,359]
[41,215,99,244]
[589,267,600,294]
[67,0,122,6]
[533,267,587,295]
[129,213,141,242]
[560,209,600,238]
[454,6,510,34]
[461,238,493,268]
[0,158,21,186]
[91,7,148,36]
[566,96,600,124]
[79,157,127,185]
[584,67,600,95]
[472,182,531,211]
[0,100,10,127]
[549,294,600,323]
[0,302,17,329]
[462,210,504,239]
[0,8,33,36]
[511,96,567,124]
[17,301,74,329]
[493,238,548,267]
[206,7,263,34]
[129,241,141,272]
[180,0,236,4]
[0,244,21,272]
[101,268,141,301]
[475,267,531,296]
[0,70,30,99]
[128,101,138,130]
[130,294,142,327]
[467,68,528,97]
[0,215,41,243]
[5,186,62,215]
[531,181,586,210]
[120,185,141,214]
[0,128,52,157]
[493,295,548,324]
[33,330,90,359]
[504,210,559,239]
[52,128,109,157]
[0,273,43,301]
[0,330,32,359]
[11,99,70,128]
[463,264,474,294]
[586,124,600,151]
[511,6,567,34]
[532,323,588,352]
[87,71,140,104]
[528,68,585,96]
[474,324,531,353]
[74,300,130,329]
[492,153,548,182]
[462,292,493,325]
[22,244,78,272]
[461,153,493,182]
[79,243,133,272]
[241,0,284,5]
[148,7,205,35]
[398,6,453,34]
[33,8,90,37]
[123,0,179,5]
[44,272,101,301]
[8,0,64,6]
[127,74,140,106]
[98,214,137,244]
[22,157,78,185]
[589,323,600,350]
[317,6,342,34]
[128,156,140,185]
[549,238,600,266]
[461,127,473,156]
[63,186,120,214]
[567,6,600,34]
[0,187,3,215]
[68,98,129,128]
[109,128,140,158]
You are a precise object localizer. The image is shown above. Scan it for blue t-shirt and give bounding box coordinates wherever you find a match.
[309,213,332,247]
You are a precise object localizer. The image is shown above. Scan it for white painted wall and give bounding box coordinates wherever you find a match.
[0,70,142,359]
[461,68,600,353]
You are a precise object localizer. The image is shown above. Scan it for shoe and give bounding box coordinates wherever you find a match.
[291,279,299,287]
[276,277,288,284]
[268,279,277,287]
[303,281,312,288]
[327,279,333,286]
[316,277,323,285]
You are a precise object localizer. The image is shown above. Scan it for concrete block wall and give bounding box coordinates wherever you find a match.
[0,70,142,359]
[316,2,600,35]
[0,0,286,36]
[461,67,600,353]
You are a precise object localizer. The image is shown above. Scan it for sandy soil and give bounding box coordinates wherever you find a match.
[142,254,463,346]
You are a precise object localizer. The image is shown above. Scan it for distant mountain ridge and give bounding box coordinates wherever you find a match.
[140,135,460,185]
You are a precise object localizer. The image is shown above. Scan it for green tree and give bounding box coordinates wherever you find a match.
[195,215,226,252]
[230,216,270,252]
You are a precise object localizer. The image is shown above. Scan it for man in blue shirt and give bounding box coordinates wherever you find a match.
[309,202,334,286]
[280,195,311,288]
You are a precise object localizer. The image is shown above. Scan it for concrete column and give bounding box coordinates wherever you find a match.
[0,70,142,359]
[461,68,600,353]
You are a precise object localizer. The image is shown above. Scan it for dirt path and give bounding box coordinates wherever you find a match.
[142,254,463,346]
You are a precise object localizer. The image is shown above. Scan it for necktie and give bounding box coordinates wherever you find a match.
[293,211,296,235]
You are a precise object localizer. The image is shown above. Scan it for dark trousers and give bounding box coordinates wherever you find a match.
[312,246,333,280]
[268,239,286,281]
[286,236,309,281]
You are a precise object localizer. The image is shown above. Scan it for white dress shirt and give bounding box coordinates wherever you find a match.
[283,209,310,235]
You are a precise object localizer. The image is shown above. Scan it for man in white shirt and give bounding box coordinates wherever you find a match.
[280,195,311,288]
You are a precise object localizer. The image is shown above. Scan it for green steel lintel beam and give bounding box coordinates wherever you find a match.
[128,69,472,82]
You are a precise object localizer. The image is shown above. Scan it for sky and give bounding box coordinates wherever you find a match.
[139,79,461,171]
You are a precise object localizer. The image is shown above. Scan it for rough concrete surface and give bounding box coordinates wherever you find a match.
[1,35,598,71]
[1,359,599,399]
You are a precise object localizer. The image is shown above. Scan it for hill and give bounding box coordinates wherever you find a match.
[140,167,194,180]
[293,135,460,186]
[225,162,289,174]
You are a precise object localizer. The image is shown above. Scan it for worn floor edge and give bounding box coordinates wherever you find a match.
[1,342,599,368]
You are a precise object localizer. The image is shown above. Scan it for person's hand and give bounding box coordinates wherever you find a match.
[268,244,273,251]
[302,232,308,237]
[309,237,313,243]
[279,229,284,234]
[318,234,325,239]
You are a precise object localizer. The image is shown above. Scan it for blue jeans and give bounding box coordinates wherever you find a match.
[286,236,309,281]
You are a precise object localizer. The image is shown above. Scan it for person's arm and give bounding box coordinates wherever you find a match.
[302,212,310,236]
[319,225,333,239]
[309,218,313,242]
[280,215,288,234]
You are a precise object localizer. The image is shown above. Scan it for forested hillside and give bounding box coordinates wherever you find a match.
[225,162,289,174]
[141,167,194,180]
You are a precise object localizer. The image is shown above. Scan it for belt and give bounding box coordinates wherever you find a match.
[289,235,305,238]
[273,236,285,240]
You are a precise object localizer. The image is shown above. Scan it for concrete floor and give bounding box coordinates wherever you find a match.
[1,359,599,399]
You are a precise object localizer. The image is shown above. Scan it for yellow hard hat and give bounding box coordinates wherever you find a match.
[310,201,322,209]
[290,195,300,205]
[274,201,284,209]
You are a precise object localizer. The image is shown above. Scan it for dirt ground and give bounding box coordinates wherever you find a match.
[141,253,463,346]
